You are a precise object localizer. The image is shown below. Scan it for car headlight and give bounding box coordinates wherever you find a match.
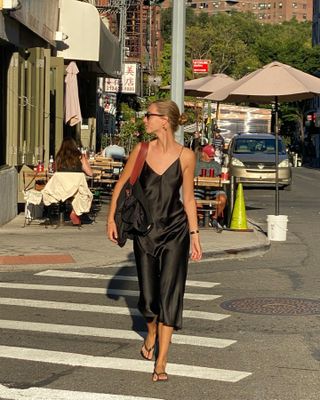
[231,157,245,167]
[278,159,290,167]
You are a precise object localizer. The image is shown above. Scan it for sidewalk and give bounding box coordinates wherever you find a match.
[0,206,270,270]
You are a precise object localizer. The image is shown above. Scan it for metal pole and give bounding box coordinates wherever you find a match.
[171,0,186,145]
[116,0,127,134]
[275,97,279,215]
[119,0,127,74]
[148,4,152,96]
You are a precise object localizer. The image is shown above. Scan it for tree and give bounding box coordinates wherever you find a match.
[253,19,320,74]
[157,43,172,86]
[185,13,260,77]
[280,101,307,144]
[158,10,319,141]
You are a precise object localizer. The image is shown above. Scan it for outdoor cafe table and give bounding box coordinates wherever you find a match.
[194,176,233,227]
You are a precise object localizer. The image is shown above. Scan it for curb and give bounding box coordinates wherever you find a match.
[99,239,271,268]
[200,241,271,261]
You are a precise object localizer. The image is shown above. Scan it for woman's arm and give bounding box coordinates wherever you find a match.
[81,154,93,177]
[181,148,202,261]
[107,143,142,243]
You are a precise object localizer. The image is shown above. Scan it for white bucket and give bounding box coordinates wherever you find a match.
[267,215,288,241]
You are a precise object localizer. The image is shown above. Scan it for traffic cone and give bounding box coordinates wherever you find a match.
[230,183,248,230]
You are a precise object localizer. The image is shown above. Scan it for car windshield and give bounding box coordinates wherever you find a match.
[233,138,286,155]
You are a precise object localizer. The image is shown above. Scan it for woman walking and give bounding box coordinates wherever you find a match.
[107,100,202,381]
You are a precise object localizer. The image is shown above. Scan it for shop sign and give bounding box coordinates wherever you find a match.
[192,59,211,74]
[105,63,138,94]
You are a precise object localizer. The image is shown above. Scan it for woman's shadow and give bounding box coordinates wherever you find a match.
[105,254,147,341]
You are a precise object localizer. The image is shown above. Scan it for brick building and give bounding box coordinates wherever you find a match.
[162,0,312,23]
[96,0,162,75]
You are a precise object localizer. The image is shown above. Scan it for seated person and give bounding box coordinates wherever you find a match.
[103,137,125,160]
[54,137,93,225]
[194,144,227,232]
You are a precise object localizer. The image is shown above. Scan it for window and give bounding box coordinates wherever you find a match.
[234,139,285,155]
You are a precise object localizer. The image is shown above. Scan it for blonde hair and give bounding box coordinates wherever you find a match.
[152,100,188,132]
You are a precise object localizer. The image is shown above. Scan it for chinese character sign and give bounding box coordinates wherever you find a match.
[104,63,137,94]
[123,64,136,93]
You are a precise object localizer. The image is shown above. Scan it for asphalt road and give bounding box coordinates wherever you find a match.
[0,167,319,400]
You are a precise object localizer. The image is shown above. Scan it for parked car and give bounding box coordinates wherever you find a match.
[227,133,292,189]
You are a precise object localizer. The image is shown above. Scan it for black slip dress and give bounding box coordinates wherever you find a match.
[133,149,190,330]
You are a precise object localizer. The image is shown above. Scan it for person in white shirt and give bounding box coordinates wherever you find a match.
[103,137,125,160]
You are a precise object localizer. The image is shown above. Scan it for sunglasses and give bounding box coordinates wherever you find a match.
[144,112,165,119]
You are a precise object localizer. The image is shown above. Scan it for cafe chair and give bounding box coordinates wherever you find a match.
[22,170,49,227]
[23,189,45,227]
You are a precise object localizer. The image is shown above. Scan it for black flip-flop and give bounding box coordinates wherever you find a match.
[152,370,168,382]
[140,341,155,361]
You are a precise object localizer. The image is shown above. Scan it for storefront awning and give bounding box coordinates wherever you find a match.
[57,0,121,78]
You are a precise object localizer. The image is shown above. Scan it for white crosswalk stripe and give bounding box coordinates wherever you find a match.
[0,384,163,400]
[35,269,221,288]
[0,282,221,301]
[0,297,230,321]
[0,319,236,348]
[0,346,252,382]
[0,268,252,397]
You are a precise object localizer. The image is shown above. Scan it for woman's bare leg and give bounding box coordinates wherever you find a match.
[152,322,173,380]
[141,317,157,360]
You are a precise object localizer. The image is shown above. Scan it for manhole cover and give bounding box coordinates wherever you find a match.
[220,297,320,316]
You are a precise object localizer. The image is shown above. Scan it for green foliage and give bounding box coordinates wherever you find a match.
[157,43,172,86]
[118,118,149,153]
[279,101,307,140]
[160,11,318,80]
[120,103,136,121]
[160,8,172,43]
[158,10,318,138]
[161,7,198,42]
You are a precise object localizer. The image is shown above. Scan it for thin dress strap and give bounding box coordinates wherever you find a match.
[178,145,184,158]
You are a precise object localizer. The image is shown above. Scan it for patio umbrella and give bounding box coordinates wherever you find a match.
[205,61,320,215]
[65,61,82,127]
[162,73,235,133]
[162,73,235,97]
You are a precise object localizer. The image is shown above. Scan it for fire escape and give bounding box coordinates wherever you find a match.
[96,1,161,80]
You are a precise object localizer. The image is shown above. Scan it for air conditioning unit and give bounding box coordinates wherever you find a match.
[2,0,20,9]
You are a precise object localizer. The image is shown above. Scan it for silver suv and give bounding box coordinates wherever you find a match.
[227,133,292,189]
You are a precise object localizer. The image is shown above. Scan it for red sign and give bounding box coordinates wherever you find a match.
[192,59,211,74]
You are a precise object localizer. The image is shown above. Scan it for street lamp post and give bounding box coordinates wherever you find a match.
[171,0,186,145]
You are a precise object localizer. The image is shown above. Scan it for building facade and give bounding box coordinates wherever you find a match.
[96,0,161,75]
[162,0,312,23]
[0,0,120,225]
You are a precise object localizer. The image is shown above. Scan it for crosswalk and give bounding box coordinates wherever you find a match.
[0,264,252,399]
[0,384,163,400]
